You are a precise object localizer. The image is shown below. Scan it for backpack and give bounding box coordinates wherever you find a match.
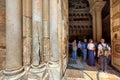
[100,44,109,56]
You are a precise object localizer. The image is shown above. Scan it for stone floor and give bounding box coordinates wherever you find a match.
[0,57,120,80]
[63,57,120,80]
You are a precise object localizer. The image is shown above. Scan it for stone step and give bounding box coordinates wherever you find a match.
[63,77,85,80]
[63,69,84,80]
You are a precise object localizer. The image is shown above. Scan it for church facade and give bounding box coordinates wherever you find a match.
[0,0,120,80]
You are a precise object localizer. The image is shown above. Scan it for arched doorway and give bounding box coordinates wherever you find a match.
[68,0,92,59]
[69,0,92,42]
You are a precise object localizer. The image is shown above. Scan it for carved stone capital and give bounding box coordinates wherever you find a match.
[90,1,106,13]
[89,10,95,17]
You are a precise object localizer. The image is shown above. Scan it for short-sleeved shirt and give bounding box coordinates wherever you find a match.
[72,42,77,51]
[87,43,95,50]
[77,42,82,48]
[82,42,87,49]
[98,43,111,51]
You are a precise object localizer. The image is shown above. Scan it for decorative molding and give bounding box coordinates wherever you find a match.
[115,44,120,53]
[3,67,24,76]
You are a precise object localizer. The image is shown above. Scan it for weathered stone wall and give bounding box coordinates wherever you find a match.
[0,0,68,79]
[61,0,69,74]
[22,0,69,80]
[110,0,120,71]
[0,0,5,70]
[0,0,5,47]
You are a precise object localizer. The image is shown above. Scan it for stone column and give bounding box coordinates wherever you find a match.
[5,0,23,74]
[32,0,43,66]
[23,0,32,66]
[58,0,62,58]
[90,10,97,41]
[89,1,106,42]
[96,6,102,42]
[50,0,59,61]
[43,0,50,62]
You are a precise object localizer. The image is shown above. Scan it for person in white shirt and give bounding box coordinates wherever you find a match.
[87,39,96,66]
[98,38,111,72]
[77,40,82,57]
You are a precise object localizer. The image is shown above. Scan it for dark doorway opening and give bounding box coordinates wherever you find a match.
[68,0,92,57]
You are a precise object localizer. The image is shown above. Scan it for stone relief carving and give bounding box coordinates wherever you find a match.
[115,44,120,53]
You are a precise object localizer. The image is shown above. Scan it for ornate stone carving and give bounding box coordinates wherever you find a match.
[111,0,120,71]
[115,44,120,53]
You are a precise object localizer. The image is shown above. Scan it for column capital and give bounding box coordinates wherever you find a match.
[89,10,95,17]
[90,1,106,13]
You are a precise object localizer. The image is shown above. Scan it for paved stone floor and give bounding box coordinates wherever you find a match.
[63,57,120,80]
[0,57,120,80]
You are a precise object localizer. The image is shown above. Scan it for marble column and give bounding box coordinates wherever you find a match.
[90,10,97,41]
[50,0,59,61]
[95,2,106,42]
[89,1,106,42]
[96,7,102,42]
[43,0,50,62]
[5,0,23,73]
[58,0,62,59]
[23,0,32,66]
[32,0,43,66]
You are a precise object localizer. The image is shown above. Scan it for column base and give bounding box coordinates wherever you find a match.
[30,63,47,73]
[48,61,59,67]
[28,63,48,80]
[3,67,24,76]
[2,70,25,80]
[48,62,61,80]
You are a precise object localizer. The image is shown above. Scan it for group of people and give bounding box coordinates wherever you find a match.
[70,38,112,72]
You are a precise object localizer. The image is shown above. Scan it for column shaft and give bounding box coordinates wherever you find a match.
[43,0,50,62]
[32,0,42,66]
[90,1,106,42]
[96,7,102,42]
[50,0,59,61]
[23,0,32,66]
[91,11,97,41]
[6,0,22,71]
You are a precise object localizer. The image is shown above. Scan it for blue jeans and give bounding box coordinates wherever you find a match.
[82,49,87,61]
[72,50,77,59]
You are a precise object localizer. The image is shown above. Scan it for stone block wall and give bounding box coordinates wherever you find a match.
[0,0,5,70]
